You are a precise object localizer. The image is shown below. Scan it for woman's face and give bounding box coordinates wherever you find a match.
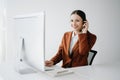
[70,14,83,32]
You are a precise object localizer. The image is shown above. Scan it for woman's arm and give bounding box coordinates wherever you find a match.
[78,32,97,55]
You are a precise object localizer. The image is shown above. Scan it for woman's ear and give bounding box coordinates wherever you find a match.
[82,21,86,27]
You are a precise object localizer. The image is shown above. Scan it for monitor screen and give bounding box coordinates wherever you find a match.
[13,11,46,72]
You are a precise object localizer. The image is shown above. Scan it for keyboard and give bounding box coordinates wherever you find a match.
[45,68,74,77]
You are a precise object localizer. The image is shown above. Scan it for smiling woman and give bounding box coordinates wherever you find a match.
[45,10,97,68]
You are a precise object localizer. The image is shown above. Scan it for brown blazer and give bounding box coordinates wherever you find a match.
[50,31,97,68]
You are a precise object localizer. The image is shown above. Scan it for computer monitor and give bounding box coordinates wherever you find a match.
[13,12,74,76]
[13,11,46,72]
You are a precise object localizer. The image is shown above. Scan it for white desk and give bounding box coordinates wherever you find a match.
[0,62,120,80]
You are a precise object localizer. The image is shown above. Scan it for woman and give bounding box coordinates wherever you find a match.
[45,10,97,68]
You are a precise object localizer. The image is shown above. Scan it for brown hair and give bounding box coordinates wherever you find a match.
[71,10,86,21]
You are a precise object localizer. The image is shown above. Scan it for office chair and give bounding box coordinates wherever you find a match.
[88,50,97,65]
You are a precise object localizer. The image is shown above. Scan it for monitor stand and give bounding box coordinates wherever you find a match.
[17,60,37,74]
[15,37,37,74]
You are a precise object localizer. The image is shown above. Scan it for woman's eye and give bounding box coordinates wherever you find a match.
[76,20,80,22]
[70,19,81,23]
[71,20,73,22]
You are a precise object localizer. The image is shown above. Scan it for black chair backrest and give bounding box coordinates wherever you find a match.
[88,50,97,65]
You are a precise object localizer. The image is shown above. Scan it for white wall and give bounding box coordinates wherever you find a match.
[0,0,4,63]
[6,0,120,65]
[0,0,7,63]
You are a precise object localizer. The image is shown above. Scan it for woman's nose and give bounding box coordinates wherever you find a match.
[72,22,76,26]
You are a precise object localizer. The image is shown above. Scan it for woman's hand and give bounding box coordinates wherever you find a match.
[82,20,89,33]
[45,60,54,67]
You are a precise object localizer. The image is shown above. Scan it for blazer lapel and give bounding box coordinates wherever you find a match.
[66,32,72,56]
[72,40,79,51]
[71,39,79,58]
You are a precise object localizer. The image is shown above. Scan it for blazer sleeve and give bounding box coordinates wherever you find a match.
[50,35,64,65]
[78,31,97,55]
